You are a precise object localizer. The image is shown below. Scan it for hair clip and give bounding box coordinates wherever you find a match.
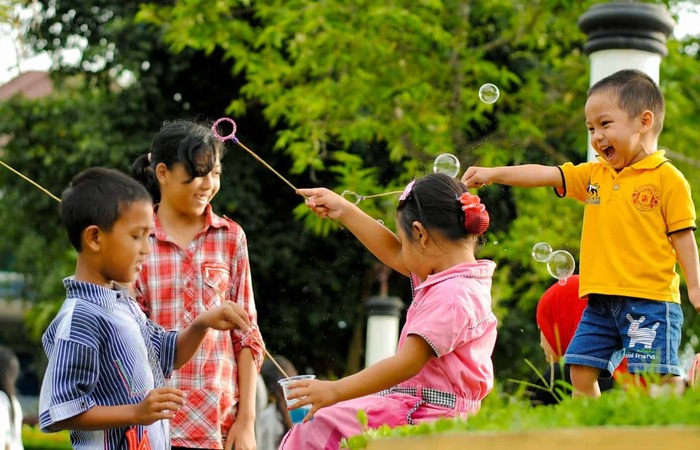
[457,192,485,212]
[458,192,489,235]
[399,180,416,203]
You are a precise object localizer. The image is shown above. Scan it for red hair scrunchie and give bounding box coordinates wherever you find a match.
[458,192,490,235]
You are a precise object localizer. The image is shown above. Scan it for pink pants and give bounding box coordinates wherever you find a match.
[279,392,473,450]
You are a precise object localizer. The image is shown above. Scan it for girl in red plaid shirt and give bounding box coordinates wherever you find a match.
[132,120,265,450]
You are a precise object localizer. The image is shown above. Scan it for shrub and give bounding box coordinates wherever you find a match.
[343,387,700,449]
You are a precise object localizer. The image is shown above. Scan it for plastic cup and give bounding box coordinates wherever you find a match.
[278,374,316,425]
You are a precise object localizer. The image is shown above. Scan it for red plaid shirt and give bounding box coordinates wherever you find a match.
[134,205,264,449]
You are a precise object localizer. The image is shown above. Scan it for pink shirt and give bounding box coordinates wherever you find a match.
[398,260,497,412]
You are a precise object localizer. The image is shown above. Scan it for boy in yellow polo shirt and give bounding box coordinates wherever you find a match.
[461,69,700,397]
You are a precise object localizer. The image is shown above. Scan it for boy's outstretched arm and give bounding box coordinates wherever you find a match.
[670,229,700,313]
[297,187,408,275]
[47,387,186,431]
[174,302,251,369]
[461,165,563,189]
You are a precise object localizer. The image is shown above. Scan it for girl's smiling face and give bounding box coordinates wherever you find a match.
[584,92,653,170]
[157,158,222,218]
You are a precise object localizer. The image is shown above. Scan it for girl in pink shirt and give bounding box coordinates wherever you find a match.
[281,173,497,450]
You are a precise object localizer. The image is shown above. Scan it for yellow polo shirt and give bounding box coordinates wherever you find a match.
[557,150,696,303]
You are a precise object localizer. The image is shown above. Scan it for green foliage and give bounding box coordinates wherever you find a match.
[342,387,700,449]
[132,0,604,381]
[2,0,700,383]
[1,0,379,375]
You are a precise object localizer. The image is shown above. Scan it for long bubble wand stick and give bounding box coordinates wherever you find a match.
[211,117,358,230]
[211,286,290,379]
[0,159,61,202]
[212,118,408,207]
[212,118,300,192]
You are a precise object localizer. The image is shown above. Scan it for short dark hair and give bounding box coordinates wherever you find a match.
[397,173,488,243]
[132,120,226,203]
[60,167,152,251]
[588,69,665,135]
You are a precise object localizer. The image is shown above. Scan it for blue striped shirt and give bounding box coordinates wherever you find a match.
[39,278,179,449]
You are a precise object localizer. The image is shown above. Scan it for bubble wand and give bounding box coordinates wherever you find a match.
[212,118,408,207]
[339,190,404,204]
[210,285,290,379]
[340,153,462,203]
[212,118,300,192]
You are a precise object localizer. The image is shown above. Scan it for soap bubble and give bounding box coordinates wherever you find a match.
[546,250,576,284]
[531,242,552,262]
[478,83,500,104]
[433,153,460,178]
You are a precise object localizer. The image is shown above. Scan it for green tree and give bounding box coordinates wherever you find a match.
[2,0,699,386]
[0,0,381,377]
[139,0,700,379]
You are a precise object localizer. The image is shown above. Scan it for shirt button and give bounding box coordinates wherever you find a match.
[613,184,619,191]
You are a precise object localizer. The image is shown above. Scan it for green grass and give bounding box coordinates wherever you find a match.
[342,386,700,449]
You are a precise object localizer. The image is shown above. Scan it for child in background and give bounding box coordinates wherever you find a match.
[38,168,251,449]
[279,173,497,449]
[528,275,628,406]
[462,69,700,397]
[132,120,264,450]
[0,346,23,450]
[257,356,298,450]
[687,353,700,389]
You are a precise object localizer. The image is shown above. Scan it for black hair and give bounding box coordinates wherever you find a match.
[132,120,226,203]
[0,346,20,424]
[588,69,665,135]
[261,355,298,433]
[397,173,488,243]
[60,167,152,251]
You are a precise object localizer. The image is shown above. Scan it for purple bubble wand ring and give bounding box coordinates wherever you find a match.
[212,117,300,193]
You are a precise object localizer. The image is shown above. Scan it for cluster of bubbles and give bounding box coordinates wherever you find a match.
[532,242,576,285]
[430,83,499,178]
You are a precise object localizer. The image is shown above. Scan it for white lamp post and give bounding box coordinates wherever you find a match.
[578,2,675,162]
[364,295,404,367]
[364,265,404,368]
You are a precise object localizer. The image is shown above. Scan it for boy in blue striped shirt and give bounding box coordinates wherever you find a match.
[39,168,252,449]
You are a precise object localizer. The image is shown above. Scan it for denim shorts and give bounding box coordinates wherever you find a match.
[564,294,683,377]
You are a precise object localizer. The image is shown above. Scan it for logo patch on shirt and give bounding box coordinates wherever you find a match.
[585,183,600,205]
[631,184,660,211]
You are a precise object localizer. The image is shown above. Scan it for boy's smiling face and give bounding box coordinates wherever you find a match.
[584,92,654,170]
[96,200,153,284]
